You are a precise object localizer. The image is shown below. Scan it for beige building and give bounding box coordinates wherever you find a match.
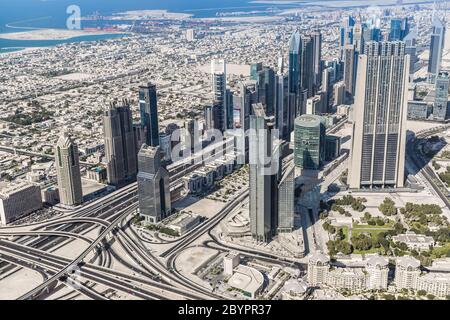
[348,42,409,189]
[395,256,421,289]
[223,252,240,276]
[55,133,83,206]
[366,255,389,290]
[307,252,330,286]
[0,181,42,225]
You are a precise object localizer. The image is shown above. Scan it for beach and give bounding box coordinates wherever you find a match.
[0,28,122,41]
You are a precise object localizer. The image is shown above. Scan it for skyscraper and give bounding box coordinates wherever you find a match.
[340,16,356,59]
[300,35,314,100]
[343,44,357,99]
[288,31,301,119]
[277,162,295,233]
[103,99,137,187]
[275,56,291,140]
[249,103,279,242]
[404,30,418,78]
[211,59,228,131]
[255,66,276,117]
[428,16,446,84]
[137,145,171,224]
[294,114,326,170]
[311,31,323,93]
[433,71,450,121]
[348,41,410,189]
[139,82,160,147]
[389,18,403,41]
[55,133,83,206]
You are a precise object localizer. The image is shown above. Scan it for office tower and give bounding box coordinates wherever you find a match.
[300,35,314,100]
[353,23,364,53]
[137,145,171,223]
[133,122,145,154]
[433,71,450,121]
[211,59,228,131]
[255,66,276,116]
[159,133,172,161]
[389,18,403,41]
[139,82,160,147]
[404,30,418,77]
[55,133,83,206]
[205,100,224,131]
[348,41,410,189]
[343,44,357,99]
[250,62,263,80]
[321,67,331,113]
[428,16,446,83]
[249,103,279,242]
[103,100,137,187]
[239,80,258,132]
[306,95,323,115]
[311,31,323,93]
[226,88,234,129]
[277,162,295,233]
[288,31,301,118]
[333,81,346,106]
[294,114,326,170]
[275,56,291,140]
[340,16,356,59]
[325,135,341,161]
[184,118,200,154]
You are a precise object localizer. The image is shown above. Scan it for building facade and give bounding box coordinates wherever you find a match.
[348,41,409,189]
[139,82,160,147]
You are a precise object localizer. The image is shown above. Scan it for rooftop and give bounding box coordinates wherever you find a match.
[228,265,264,295]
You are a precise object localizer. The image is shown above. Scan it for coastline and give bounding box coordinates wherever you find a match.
[0,28,125,41]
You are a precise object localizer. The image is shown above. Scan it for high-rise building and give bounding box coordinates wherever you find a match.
[275,56,291,140]
[103,100,137,187]
[307,252,330,286]
[366,256,389,290]
[404,30,418,78]
[433,71,450,121]
[343,44,357,99]
[311,31,323,93]
[255,66,276,116]
[249,103,279,242]
[333,81,346,106]
[137,145,171,224]
[205,100,224,131]
[321,67,332,113]
[428,16,446,84]
[340,16,356,59]
[395,256,421,289]
[55,133,83,206]
[306,95,323,115]
[139,82,160,147]
[288,31,301,118]
[348,41,410,189]
[353,23,365,53]
[294,114,326,170]
[277,162,295,233]
[300,35,314,100]
[211,59,228,131]
[389,18,403,41]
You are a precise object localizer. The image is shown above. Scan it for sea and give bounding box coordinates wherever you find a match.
[0,0,300,53]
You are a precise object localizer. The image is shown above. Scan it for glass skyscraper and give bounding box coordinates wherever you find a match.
[294,114,326,170]
[139,82,160,147]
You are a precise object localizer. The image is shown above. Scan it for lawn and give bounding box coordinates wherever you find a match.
[350,222,394,255]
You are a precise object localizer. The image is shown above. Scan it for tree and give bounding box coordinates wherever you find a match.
[379,198,397,216]
[351,234,372,251]
[426,294,435,300]
[417,290,427,296]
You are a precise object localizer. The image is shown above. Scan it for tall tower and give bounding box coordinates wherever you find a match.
[275,56,291,140]
[300,35,314,100]
[137,145,171,224]
[103,99,137,187]
[55,133,83,206]
[211,59,228,131]
[139,82,160,147]
[339,16,356,59]
[288,31,301,119]
[311,31,323,94]
[343,44,357,99]
[428,16,446,83]
[249,103,279,242]
[433,71,450,120]
[348,41,410,189]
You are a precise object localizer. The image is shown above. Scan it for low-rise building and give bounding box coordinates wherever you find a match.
[393,231,435,251]
[0,181,42,225]
[166,213,201,235]
[228,265,264,299]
